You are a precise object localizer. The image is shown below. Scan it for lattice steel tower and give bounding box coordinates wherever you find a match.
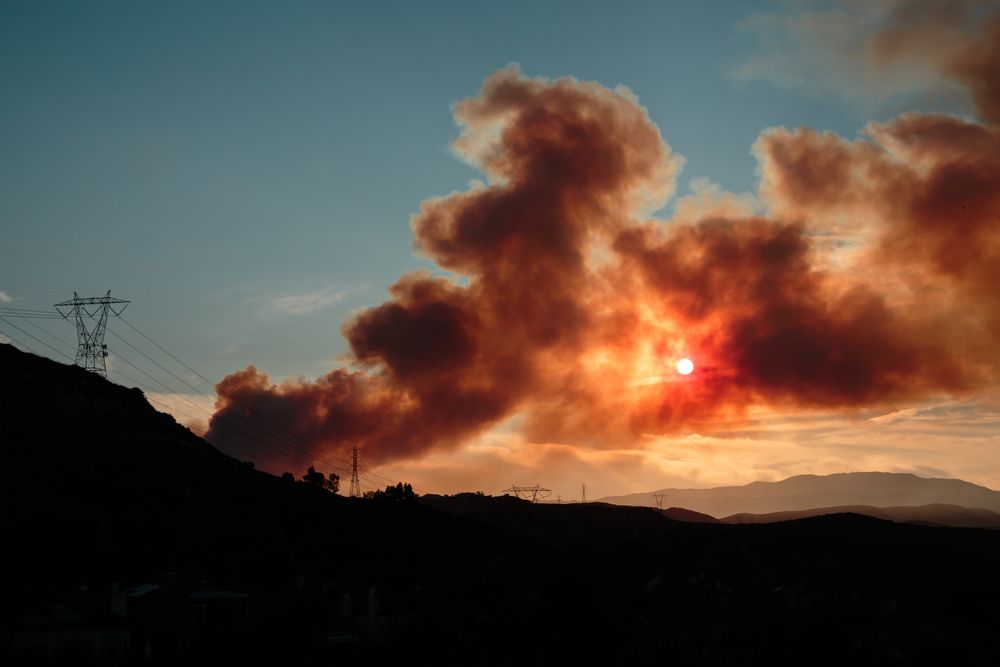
[54,291,129,377]
[502,484,552,503]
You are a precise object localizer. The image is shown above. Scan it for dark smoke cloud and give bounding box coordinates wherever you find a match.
[207,9,1000,470]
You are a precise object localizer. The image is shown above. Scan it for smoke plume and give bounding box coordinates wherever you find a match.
[207,9,1000,470]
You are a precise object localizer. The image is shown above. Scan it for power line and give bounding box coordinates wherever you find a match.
[357,464,398,487]
[0,315,74,362]
[99,335,328,472]
[114,314,395,487]
[349,445,361,497]
[80,322,315,471]
[117,316,362,470]
[107,329,206,396]
[119,315,219,391]
[503,484,552,503]
[5,314,76,353]
[0,305,64,315]
[0,307,65,319]
[108,363,333,472]
[0,327,40,355]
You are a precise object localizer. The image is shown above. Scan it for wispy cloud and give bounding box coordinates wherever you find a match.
[0,290,12,304]
[732,1,983,116]
[259,287,348,317]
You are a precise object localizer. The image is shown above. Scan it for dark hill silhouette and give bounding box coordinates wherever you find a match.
[599,471,1000,516]
[660,506,720,523]
[4,343,1000,663]
[722,503,1000,528]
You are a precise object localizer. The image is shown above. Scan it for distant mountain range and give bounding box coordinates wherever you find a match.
[600,471,1000,518]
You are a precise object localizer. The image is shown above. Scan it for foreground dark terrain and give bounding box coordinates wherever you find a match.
[3,343,1000,664]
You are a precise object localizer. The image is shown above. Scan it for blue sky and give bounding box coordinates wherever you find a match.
[0,0,872,382]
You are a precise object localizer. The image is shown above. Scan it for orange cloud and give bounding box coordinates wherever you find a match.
[207,11,1000,478]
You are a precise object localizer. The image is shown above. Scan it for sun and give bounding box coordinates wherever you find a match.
[676,358,694,375]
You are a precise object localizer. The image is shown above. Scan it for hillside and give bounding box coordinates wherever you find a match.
[4,343,1000,664]
[599,472,1000,516]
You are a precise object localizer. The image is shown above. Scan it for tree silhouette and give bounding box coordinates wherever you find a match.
[364,482,415,502]
[301,466,340,494]
[325,472,340,495]
[303,465,325,487]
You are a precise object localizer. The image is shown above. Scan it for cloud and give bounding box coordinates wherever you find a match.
[733,0,998,117]
[206,34,1000,481]
[0,291,12,304]
[259,287,348,317]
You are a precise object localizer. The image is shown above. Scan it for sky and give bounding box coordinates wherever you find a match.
[2,1,999,499]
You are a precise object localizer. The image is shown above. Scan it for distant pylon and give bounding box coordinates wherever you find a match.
[652,493,666,510]
[502,484,552,503]
[54,291,129,377]
[349,445,361,498]
[581,483,587,503]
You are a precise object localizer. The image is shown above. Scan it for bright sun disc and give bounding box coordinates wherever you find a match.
[676,358,694,375]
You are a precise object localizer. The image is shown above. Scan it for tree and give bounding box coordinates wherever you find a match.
[324,472,340,495]
[301,466,340,494]
[303,465,325,487]
[365,482,415,502]
[281,472,295,484]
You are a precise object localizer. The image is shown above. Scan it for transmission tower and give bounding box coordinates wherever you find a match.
[349,445,362,498]
[652,493,667,510]
[502,484,552,503]
[54,291,129,377]
[581,483,587,503]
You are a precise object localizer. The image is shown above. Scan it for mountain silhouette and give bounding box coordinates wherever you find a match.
[659,506,720,523]
[599,472,1000,516]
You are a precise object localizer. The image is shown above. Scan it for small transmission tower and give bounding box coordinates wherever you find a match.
[581,483,587,503]
[349,445,362,498]
[652,493,667,510]
[54,291,129,377]
[502,484,552,503]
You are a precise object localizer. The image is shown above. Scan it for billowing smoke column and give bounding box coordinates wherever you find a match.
[207,11,1000,470]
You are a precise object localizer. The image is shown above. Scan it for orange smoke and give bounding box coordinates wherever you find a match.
[207,13,1000,470]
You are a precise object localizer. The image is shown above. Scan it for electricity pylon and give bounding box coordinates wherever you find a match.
[502,484,552,503]
[54,291,129,377]
[652,493,667,510]
[349,445,362,498]
[581,483,587,503]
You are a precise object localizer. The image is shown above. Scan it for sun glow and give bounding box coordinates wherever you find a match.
[676,358,694,375]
